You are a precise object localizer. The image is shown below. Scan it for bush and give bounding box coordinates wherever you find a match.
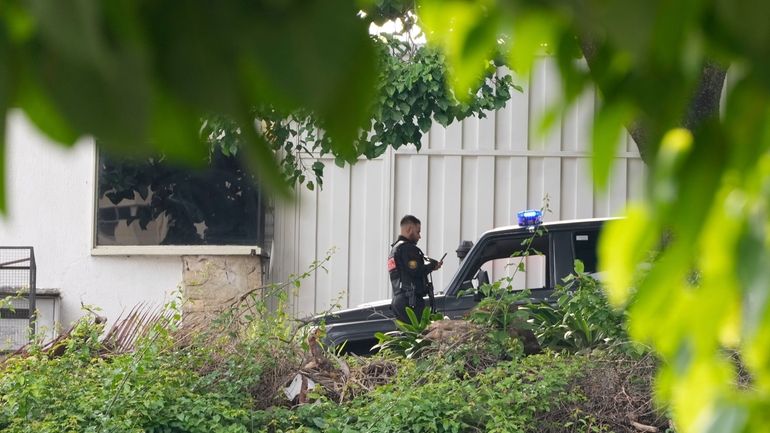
[251,351,590,433]
[0,256,659,433]
[0,318,253,433]
[0,280,304,433]
[525,260,631,353]
[373,306,444,358]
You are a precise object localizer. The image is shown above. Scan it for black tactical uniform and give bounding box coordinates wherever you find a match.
[388,235,439,323]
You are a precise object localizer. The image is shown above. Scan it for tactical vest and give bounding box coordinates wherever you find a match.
[387,240,408,297]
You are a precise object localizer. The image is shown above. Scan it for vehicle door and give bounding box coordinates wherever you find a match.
[438,230,552,319]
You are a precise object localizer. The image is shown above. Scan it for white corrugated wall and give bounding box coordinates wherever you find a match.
[272,58,646,318]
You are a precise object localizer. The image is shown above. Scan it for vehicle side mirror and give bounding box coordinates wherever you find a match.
[473,269,490,301]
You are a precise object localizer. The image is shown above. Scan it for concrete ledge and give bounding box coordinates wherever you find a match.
[91,245,263,256]
[0,287,60,298]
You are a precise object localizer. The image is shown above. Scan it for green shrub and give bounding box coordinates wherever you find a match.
[473,354,585,433]
[373,307,444,358]
[525,260,630,353]
[0,254,653,433]
[0,280,305,433]
[467,284,534,359]
[0,318,253,433]
[251,352,588,433]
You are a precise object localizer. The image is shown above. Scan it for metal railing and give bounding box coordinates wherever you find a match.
[0,247,36,349]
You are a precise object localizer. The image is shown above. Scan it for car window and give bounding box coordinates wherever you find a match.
[479,253,546,290]
[573,230,600,273]
[458,232,550,292]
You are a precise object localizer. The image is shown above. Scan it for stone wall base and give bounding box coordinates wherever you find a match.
[181,255,264,323]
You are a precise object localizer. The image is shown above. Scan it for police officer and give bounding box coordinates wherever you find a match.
[387,215,443,323]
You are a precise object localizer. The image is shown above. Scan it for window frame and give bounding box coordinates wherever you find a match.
[446,229,552,296]
[90,144,266,257]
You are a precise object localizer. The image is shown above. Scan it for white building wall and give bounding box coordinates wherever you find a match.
[0,112,182,329]
[273,58,647,318]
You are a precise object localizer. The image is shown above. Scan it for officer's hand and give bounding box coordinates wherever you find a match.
[427,258,443,270]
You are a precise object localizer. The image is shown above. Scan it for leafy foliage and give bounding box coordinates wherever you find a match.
[467,258,630,358]
[525,261,629,353]
[467,284,534,358]
[6,0,770,431]
[0,255,335,432]
[0,315,254,433]
[254,352,588,433]
[415,2,770,431]
[94,28,515,234]
[206,34,515,191]
[0,251,663,433]
[373,306,443,358]
[0,0,380,201]
[465,219,548,357]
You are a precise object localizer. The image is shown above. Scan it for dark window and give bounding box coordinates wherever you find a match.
[573,230,600,273]
[96,148,272,247]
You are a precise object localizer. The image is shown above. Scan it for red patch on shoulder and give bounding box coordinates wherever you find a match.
[387,257,397,271]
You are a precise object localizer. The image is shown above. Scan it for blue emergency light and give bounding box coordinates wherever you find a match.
[517,209,543,227]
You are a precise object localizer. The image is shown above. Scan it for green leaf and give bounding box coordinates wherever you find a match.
[592,103,633,189]
[28,0,107,67]
[434,112,449,126]
[144,90,207,166]
[17,70,79,146]
[573,260,584,275]
[0,116,5,212]
[417,116,432,133]
[32,43,152,152]
[652,128,694,205]
[505,11,559,77]
[702,402,748,433]
[715,0,770,63]
[420,0,498,99]
[405,307,419,328]
[599,206,656,307]
[312,417,328,429]
[248,0,376,158]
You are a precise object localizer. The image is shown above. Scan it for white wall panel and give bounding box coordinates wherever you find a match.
[314,167,351,313]
[563,88,595,152]
[628,158,647,201]
[530,59,562,152]
[427,156,462,291]
[349,160,390,304]
[479,111,496,150]
[428,124,444,151]
[609,158,629,216]
[272,57,648,316]
[295,180,318,317]
[493,157,528,227]
[271,193,297,315]
[560,157,594,220]
[462,116,480,150]
[506,69,530,151]
[446,121,463,150]
[527,157,562,219]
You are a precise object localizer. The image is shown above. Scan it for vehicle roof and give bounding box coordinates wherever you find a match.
[479,217,619,238]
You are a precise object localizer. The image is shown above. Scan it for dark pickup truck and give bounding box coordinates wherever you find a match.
[317,218,611,353]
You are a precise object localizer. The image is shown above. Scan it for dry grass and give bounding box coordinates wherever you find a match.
[541,352,668,433]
